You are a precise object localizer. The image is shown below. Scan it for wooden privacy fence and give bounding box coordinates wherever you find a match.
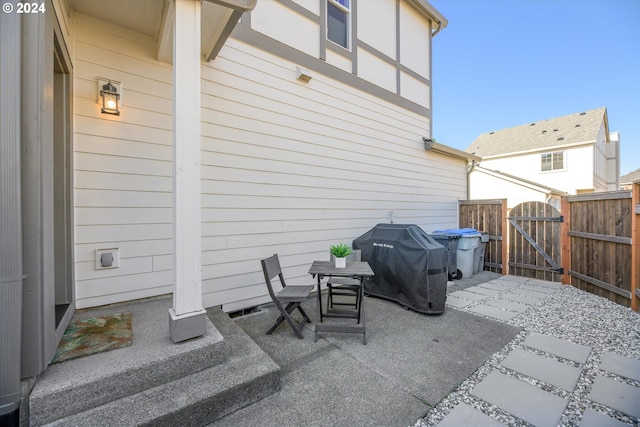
[459,199,507,275]
[460,181,640,312]
[509,201,563,283]
[563,189,639,310]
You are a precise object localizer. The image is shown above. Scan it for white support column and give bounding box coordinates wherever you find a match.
[169,0,206,343]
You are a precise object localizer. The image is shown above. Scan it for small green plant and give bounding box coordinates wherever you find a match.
[330,242,352,258]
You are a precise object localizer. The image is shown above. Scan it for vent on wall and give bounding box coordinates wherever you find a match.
[95,248,120,270]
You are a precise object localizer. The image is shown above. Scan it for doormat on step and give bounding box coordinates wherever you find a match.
[52,312,133,364]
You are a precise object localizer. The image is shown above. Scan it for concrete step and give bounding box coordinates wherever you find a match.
[45,347,280,427]
[28,298,281,426]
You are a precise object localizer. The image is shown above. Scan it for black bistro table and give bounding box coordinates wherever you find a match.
[308,261,374,344]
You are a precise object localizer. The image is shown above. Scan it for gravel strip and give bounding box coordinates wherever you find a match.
[414,278,640,427]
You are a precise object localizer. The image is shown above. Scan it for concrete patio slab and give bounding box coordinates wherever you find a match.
[501,348,582,391]
[524,333,592,363]
[210,345,428,427]
[471,371,568,427]
[580,408,630,427]
[221,293,521,426]
[600,352,640,381]
[437,403,506,427]
[588,375,640,418]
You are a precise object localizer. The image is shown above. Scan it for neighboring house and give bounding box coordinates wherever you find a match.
[620,168,640,190]
[1,0,475,410]
[466,107,620,208]
[469,165,568,210]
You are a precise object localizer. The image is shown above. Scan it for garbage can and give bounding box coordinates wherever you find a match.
[429,232,461,280]
[474,232,490,274]
[433,228,481,279]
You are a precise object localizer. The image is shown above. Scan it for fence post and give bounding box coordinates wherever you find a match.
[631,182,640,311]
[561,196,571,285]
[501,199,509,276]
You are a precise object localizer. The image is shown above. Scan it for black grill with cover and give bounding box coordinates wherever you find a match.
[353,223,448,314]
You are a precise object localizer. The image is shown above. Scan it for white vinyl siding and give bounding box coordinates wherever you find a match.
[201,39,465,311]
[251,0,320,58]
[70,7,461,311]
[73,14,174,309]
[399,0,430,79]
[357,0,396,59]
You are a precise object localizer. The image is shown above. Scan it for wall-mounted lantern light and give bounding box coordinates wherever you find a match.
[98,78,121,115]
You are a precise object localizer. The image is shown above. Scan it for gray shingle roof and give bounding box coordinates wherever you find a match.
[465,107,607,158]
[620,168,640,184]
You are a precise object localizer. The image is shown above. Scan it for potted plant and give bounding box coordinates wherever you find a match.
[330,242,352,268]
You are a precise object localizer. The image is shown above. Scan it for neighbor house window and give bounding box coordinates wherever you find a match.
[541,151,564,171]
[327,0,350,49]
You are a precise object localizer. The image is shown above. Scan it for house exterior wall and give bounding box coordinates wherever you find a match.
[603,131,620,191]
[594,122,609,192]
[469,169,560,209]
[200,38,463,311]
[71,1,462,311]
[73,14,175,309]
[479,144,594,196]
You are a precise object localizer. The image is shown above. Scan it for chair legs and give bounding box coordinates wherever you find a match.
[267,302,311,339]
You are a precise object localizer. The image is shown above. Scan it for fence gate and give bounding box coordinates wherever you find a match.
[508,201,563,282]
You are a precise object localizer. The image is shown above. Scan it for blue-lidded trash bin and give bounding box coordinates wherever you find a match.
[433,228,481,279]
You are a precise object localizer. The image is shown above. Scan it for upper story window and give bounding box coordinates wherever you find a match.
[327,0,351,50]
[541,151,564,172]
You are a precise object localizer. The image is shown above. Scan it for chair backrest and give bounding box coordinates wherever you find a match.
[330,249,361,262]
[261,254,286,299]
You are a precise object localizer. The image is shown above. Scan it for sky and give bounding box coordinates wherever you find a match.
[428,0,640,176]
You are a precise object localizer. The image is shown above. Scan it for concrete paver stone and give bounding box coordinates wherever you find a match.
[468,305,518,322]
[464,287,502,297]
[471,371,568,427]
[524,333,592,363]
[588,375,640,419]
[579,408,630,427]
[485,298,531,313]
[518,284,558,294]
[501,348,582,391]
[445,296,475,309]
[600,352,640,382]
[501,292,540,304]
[510,288,548,299]
[477,282,513,291]
[437,403,506,427]
[527,279,563,289]
[449,290,489,302]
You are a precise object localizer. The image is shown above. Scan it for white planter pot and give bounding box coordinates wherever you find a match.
[334,257,346,268]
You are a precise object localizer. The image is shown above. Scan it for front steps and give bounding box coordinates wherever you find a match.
[28,298,281,426]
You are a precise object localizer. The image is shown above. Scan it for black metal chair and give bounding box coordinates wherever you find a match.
[261,254,314,339]
[327,250,362,320]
